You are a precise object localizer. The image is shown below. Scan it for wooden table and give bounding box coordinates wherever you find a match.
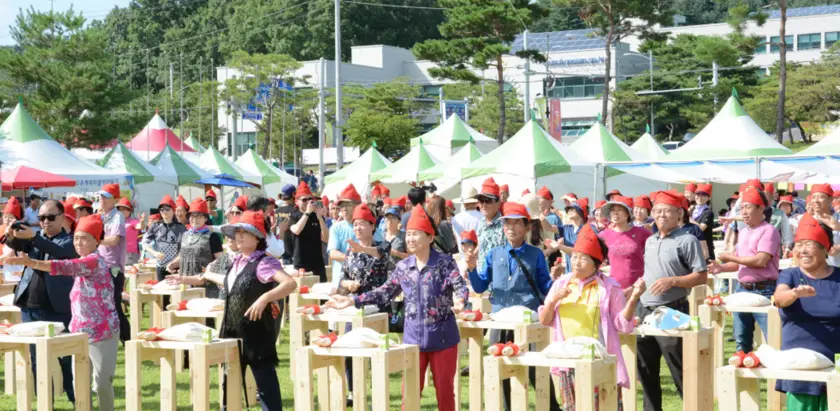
[455,320,551,411]
[467,294,491,313]
[0,306,21,395]
[125,338,242,411]
[291,309,388,411]
[126,269,156,292]
[0,333,90,411]
[699,304,783,410]
[717,366,840,411]
[484,353,618,411]
[128,286,205,339]
[294,344,420,411]
[278,274,319,331]
[288,291,332,381]
[620,327,715,411]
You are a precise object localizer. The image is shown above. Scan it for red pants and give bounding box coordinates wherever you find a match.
[402,344,458,411]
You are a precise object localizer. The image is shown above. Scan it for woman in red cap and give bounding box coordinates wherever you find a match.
[166,198,224,298]
[542,224,645,410]
[773,214,840,410]
[329,205,469,411]
[206,210,296,410]
[632,195,654,231]
[116,198,144,266]
[4,214,120,410]
[427,196,458,254]
[140,195,187,283]
[175,195,189,225]
[0,197,26,276]
[690,183,716,260]
[598,196,652,296]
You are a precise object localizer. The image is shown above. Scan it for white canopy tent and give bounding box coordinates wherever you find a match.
[409,114,498,160]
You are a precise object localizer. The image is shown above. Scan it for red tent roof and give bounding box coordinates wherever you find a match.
[1,166,77,190]
[125,112,194,153]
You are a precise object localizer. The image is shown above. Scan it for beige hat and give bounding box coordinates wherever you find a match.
[455,185,479,204]
[520,193,542,220]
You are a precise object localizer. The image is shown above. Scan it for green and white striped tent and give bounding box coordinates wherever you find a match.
[197,147,261,186]
[322,146,392,199]
[150,144,211,186]
[409,114,498,159]
[98,142,178,214]
[800,125,840,155]
[183,134,206,153]
[418,138,483,198]
[370,140,439,188]
[631,128,670,160]
[235,149,298,199]
[666,92,793,160]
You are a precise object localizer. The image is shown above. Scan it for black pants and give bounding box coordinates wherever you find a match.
[492,330,562,411]
[223,360,283,411]
[636,299,687,411]
[111,268,130,342]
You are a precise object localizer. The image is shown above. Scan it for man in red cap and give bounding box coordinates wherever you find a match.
[710,187,780,354]
[637,190,709,411]
[807,184,840,267]
[205,189,224,226]
[499,184,510,203]
[74,198,94,220]
[328,184,366,288]
[290,180,329,281]
[475,178,506,274]
[536,186,561,236]
[96,183,130,341]
[141,195,187,285]
[466,201,561,411]
[683,183,697,207]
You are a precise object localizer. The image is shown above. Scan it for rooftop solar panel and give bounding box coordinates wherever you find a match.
[767,4,840,19]
[509,28,607,54]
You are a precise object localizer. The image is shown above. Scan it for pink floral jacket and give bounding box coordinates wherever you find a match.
[539,272,634,388]
[51,252,120,343]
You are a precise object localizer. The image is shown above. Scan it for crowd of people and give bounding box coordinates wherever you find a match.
[0,174,837,411]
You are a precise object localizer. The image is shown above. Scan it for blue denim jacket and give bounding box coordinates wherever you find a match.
[354,248,469,352]
[468,242,554,312]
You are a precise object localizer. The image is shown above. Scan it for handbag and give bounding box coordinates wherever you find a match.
[509,250,545,304]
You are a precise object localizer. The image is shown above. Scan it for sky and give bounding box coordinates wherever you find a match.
[1,0,129,46]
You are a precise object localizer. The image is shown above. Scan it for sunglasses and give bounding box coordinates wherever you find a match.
[39,214,60,222]
[230,211,243,216]
[159,206,173,212]
[478,198,496,204]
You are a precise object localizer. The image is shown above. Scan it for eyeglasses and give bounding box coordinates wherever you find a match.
[478,198,496,204]
[159,206,173,212]
[38,214,60,222]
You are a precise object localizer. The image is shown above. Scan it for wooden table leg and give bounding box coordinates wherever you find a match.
[35,340,53,411]
[14,346,33,411]
[483,357,503,411]
[289,302,303,382]
[683,332,714,411]
[130,290,142,340]
[160,350,177,411]
[403,347,420,411]
[573,361,596,411]
[73,343,91,411]
[370,351,390,411]
[309,327,331,411]
[225,344,243,411]
[295,348,316,411]
[466,330,483,411]
[330,357,346,411]
[4,351,15,395]
[531,328,550,410]
[245,366,257,406]
[699,305,723,399]
[353,356,367,411]
[767,309,784,411]
[599,361,618,411]
[620,333,637,411]
[152,295,163,328]
[510,363,529,411]
[826,373,840,409]
[125,341,142,411]
[192,345,211,411]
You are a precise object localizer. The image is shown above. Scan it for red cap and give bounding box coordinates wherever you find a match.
[521,189,531,196]
[500,184,510,194]
[76,214,103,240]
[371,185,382,197]
[159,195,176,210]
[352,204,376,225]
[655,190,683,209]
[116,197,133,211]
[205,189,216,199]
[189,197,209,215]
[811,184,834,197]
[175,195,189,210]
[396,196,407,208]
[62,201,76,223]
[480,177,500,198]
[149,214,161,222]
[501,202,530,221]
[684,183,697,193]
[576,197,590,220]
[606,189,622,197]
[100,183,121,199]
[296,181,314,199]
[460,230,478,245]
[603,196,634,214]
[696,183,712,196]
[763,183,775,194]
[339,184,362,203]
[406,205,434,235]
[778,195,793,205]
[795,213,831,250]
[239,210,267,238]
[594,200,607,210]
[75,198,93,210]
[380,184,390,197]
[383,198,392,207]
[741,188,766,207]
[537,186,553,201]
[446,199,455,211]
[321,195,330,207]
[573,224,604,262]
[234,195,249,211]
[745,179,762,190]
[634,195,652,211]
[2,197,22,220]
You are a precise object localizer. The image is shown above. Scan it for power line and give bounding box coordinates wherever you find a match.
[343,1,448,10]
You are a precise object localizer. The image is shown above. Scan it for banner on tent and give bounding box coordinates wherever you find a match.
[548,99,562,142]
[444,102,467,122]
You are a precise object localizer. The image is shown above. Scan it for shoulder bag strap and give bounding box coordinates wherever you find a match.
[509,249,545,304]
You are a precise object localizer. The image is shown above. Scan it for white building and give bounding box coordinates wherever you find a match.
[216,4,840,151]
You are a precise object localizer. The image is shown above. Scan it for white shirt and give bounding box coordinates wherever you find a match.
[23,206,40,226]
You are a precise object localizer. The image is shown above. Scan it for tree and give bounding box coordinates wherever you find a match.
[223,51,304,159]
[413,0,546,143]
[556,0,674,130]
[530,0,585,33]
[613,34,758,141]
[442,83,525,139]
[0,8,140,148]
[341,79,421,157]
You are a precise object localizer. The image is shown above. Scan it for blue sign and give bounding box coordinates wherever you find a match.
[242,112,263,121]
[444,102,466,121]
[547,57,606,67]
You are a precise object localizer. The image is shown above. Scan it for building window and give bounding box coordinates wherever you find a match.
[770,35,794,53]
[547,77,604,100]
[421,85,441,97]
[797,33,821,51]
[561,119,597,137]
[755,37,767,54]
[826,32,840,48]
[234,132,256,158]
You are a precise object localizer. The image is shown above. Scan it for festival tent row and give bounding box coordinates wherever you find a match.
[0,101,126,193]
[418,138,484,198]
[126,111,197,162]
[409,114,499,159]
[322,145,392,199]
[98,142,179,214]
[370,140,440,195]
[183,134,207,153]
[235,148,299,199]
[631,127,670,160]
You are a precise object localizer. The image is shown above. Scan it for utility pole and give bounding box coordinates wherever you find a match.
[179,52,184,153]
[169,61,174,124]
[439,88,445,123]
[712,61,719,112]
[523,29,530,123]
[318,58,326,185]
[334,0,344,168]
[199,56,203,147]
[210,58,215,151]
[649,49,654,137]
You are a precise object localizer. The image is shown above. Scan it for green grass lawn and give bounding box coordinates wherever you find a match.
[0,308,769,410]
